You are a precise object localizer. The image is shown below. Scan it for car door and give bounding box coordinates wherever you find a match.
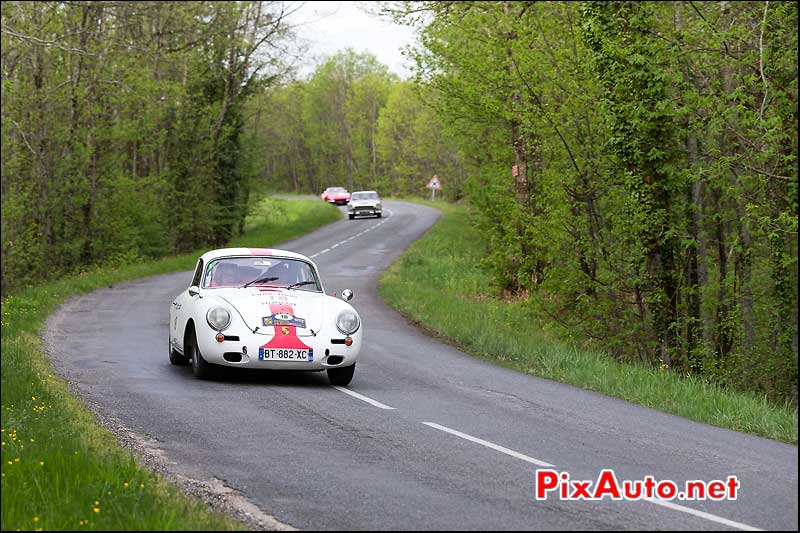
[171,258,204,353]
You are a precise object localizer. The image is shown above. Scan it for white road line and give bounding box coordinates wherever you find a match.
[313,205,759,530]
[422,422,555,467]
[332,386,396,410]
[643,498,762,531]
[310,208,391,258]
[422,422,760,531]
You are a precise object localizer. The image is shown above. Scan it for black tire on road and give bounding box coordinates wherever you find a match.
[188,328,214,379]
[327,363,356,386]
[169,336,189,366]
[377,213,382,218]
[348,214,355,220]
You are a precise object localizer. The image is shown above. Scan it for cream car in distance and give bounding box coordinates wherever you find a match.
[347,191,382,220]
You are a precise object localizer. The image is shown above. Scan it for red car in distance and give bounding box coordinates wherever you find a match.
[321,187,351,205]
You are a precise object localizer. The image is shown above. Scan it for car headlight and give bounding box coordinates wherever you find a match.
[206,306,231,331]
[336,310,360,335]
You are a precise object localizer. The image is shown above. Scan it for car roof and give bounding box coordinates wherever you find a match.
[352,190,379,195]
[199,247,312,264]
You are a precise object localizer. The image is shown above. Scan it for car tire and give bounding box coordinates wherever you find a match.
[376,213,382,218]
[188,327,214,379]
[348,214,355,220]
[327,363,356,386]
[169,336,189,366]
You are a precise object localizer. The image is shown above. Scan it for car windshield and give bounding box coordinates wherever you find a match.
[351,192,379,201]
[203,256,321,291]
[330,188,347,193]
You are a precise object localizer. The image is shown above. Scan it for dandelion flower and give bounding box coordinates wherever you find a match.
[93,508,100,514]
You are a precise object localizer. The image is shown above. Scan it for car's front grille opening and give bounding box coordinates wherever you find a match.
[326,355,344,365]
[223,352,243,363]
[331,338,347,344]
[223,335,239,341]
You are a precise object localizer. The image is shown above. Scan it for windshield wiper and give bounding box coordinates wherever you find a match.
[243,276,280,288]
[286,281,318,290]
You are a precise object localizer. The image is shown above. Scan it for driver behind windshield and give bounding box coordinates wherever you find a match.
[264,261,303,286]
[209,262,238,287]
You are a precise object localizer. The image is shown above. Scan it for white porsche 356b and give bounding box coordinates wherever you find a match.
[169,248,361,385]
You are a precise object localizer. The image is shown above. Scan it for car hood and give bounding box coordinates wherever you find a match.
[214,287,327,336]
[350,199,379,207]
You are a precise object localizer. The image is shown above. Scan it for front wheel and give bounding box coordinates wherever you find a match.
[376,212,382,218]
[327,363,356,386]
[348,214,355,220]
[188,329,214,379]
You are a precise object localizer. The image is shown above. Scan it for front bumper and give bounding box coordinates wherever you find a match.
[349,205,381,217]
[196,327,361,370]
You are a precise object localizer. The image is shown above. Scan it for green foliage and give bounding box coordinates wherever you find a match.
[245,49,466,199]
[387,1,798,404]
[1,1,294,294]
[0,197,339,530]
[380,202,797,443]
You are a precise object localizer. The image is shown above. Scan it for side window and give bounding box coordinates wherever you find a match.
[191,259,204,287]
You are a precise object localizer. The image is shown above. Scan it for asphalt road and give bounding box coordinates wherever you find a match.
[45,201,797,531]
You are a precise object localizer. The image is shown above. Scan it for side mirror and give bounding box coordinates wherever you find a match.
[188,286,200,297]
[341,289,353,301]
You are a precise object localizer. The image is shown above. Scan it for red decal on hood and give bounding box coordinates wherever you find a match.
[259,304,311,350]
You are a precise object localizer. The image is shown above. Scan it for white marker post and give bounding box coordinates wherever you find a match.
[427,175,442,201]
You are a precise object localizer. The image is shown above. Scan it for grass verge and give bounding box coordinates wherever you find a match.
[0,196,341,530]
[379,201,798,445]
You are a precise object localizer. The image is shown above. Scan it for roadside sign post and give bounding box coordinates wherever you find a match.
[426,175,442,201]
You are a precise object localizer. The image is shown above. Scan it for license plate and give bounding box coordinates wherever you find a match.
[258,348,313,362]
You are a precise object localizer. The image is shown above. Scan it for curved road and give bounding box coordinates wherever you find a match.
[45,201,797,531]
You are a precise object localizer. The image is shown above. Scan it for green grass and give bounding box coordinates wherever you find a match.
[0,196,341,531]
[379,201,798,445]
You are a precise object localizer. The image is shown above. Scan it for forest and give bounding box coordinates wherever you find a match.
[1,1,294,293]
[2,1,797,403]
